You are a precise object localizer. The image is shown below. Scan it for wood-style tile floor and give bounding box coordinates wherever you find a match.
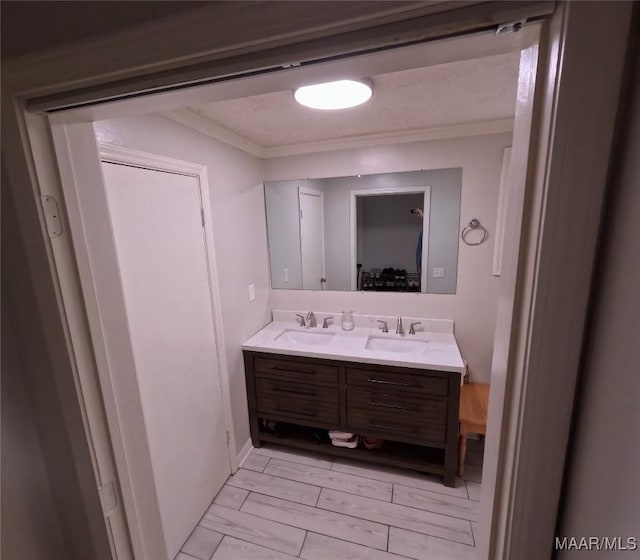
[176,440,484,560]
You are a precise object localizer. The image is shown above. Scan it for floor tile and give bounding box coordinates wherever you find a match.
[252,445,333,469]
[466,481,481,502]
[176,554,199,560]
[242,453,271,472]
[393,484,478,521]
[214,486,249,510]
[227,468,320,506]
[212,535,297,560]
[388,527,477,560]
[318,488,473,545]
[265,458,392,501]
[471,522,480,546]
[181,526,223,560]
[241,492,389,551]
[301,532,410,560]
[332,458,468,498]
[200,504,306,556]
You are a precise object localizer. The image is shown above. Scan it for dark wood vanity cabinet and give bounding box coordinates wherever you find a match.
[243,350,460,487]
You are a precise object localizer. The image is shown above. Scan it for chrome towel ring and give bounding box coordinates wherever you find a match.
[461,219,488,246]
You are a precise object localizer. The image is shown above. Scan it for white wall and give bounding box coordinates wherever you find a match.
[94,115,271,454]
[264,133,512,382]
[558,44,640,557]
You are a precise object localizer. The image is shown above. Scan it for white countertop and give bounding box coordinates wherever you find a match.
[242,313,465,374]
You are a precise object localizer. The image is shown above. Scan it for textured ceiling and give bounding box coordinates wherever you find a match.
[191,52,519,147]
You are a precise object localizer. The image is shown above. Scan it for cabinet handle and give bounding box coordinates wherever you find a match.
[368,401,415,411]
[366,378,411,387]
[274,386,316,397]
[276,407,317,417]
[273,365,314,374]
[367,423,412,433]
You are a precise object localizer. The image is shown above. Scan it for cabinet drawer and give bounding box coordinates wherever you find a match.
[347,406,446,446]
[257,392,339,425]
[347,389,446,423]
[256,378,337,405]
[346,367,447,396]
[255,357,338,385]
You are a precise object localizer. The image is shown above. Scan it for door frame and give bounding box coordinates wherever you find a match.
[49,128,236,559]
[2,3,633,560]
[298,186,326,289]
[350,186,430,291]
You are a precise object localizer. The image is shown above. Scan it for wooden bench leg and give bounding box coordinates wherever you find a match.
[459,425,467,478]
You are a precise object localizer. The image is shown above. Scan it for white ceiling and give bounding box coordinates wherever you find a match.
[189,52,519,149]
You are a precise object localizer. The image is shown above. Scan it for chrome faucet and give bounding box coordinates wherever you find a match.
[409,321,422,335]
[306,311,317,328]
[396,317,404,335]
[295,313,306,327]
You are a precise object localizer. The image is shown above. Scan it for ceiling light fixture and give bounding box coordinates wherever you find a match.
[294,79,372,110]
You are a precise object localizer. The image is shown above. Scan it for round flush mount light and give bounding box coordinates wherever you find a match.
[294,79,372,110]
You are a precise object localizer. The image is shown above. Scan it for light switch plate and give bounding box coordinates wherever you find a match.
[248,284,256,302]
[433,267,445,278]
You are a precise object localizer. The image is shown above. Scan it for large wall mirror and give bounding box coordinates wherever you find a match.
[265,168,461,294]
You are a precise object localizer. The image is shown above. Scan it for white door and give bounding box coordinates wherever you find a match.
[101,162,230,559]
[299,188,325,290]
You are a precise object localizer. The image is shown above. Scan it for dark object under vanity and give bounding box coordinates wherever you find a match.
[243,350,460,487]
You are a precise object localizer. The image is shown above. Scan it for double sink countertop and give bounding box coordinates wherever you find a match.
[242,310,465,374]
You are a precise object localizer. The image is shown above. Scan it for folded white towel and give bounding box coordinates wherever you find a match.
[329,431,354,440]
[332,436,359,448]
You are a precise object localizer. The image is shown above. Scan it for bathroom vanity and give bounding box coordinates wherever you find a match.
[242,312,465,487]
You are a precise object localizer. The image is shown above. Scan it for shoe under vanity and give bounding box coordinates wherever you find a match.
[243,310,465,487]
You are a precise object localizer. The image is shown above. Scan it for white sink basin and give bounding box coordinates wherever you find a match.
[365,336,428,354]
[276,329,335,346]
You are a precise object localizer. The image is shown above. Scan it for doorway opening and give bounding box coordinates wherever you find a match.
[41,22,539,560]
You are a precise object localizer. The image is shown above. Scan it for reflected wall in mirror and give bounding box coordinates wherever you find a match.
[265,168,461,294]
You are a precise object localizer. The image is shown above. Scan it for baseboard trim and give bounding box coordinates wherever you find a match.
[236,439,253,471]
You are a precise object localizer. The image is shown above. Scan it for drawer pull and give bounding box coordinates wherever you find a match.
[367,422,413,433]
[276,407,317,417]
[368,401,415,411]
[272,365,314,374]
[274,386,316,397]
[367,378,411,387]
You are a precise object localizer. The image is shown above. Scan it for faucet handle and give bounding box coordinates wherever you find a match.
[295,313,306,327]
[306,311,317,328]
[409,321,422,335]
[377,320,388,333]
[322,316,334,328]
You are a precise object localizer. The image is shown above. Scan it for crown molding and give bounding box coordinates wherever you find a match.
[263,118,514,158]
[164,108,514,160]
[163,108,264,157]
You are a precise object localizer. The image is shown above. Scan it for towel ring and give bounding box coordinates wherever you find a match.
[461,219,488,246]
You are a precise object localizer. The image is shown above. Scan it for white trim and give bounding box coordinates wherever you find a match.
[493,147,512,276]
[163,109,264,158]
[263,118,514,158]
[165,109,515,159]
[236,440,254,471]
[349,186,430,291]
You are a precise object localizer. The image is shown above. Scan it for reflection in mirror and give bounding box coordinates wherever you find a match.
[265,168,461,294]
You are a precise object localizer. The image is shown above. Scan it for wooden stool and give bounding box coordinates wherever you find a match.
[459,383,489,477]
